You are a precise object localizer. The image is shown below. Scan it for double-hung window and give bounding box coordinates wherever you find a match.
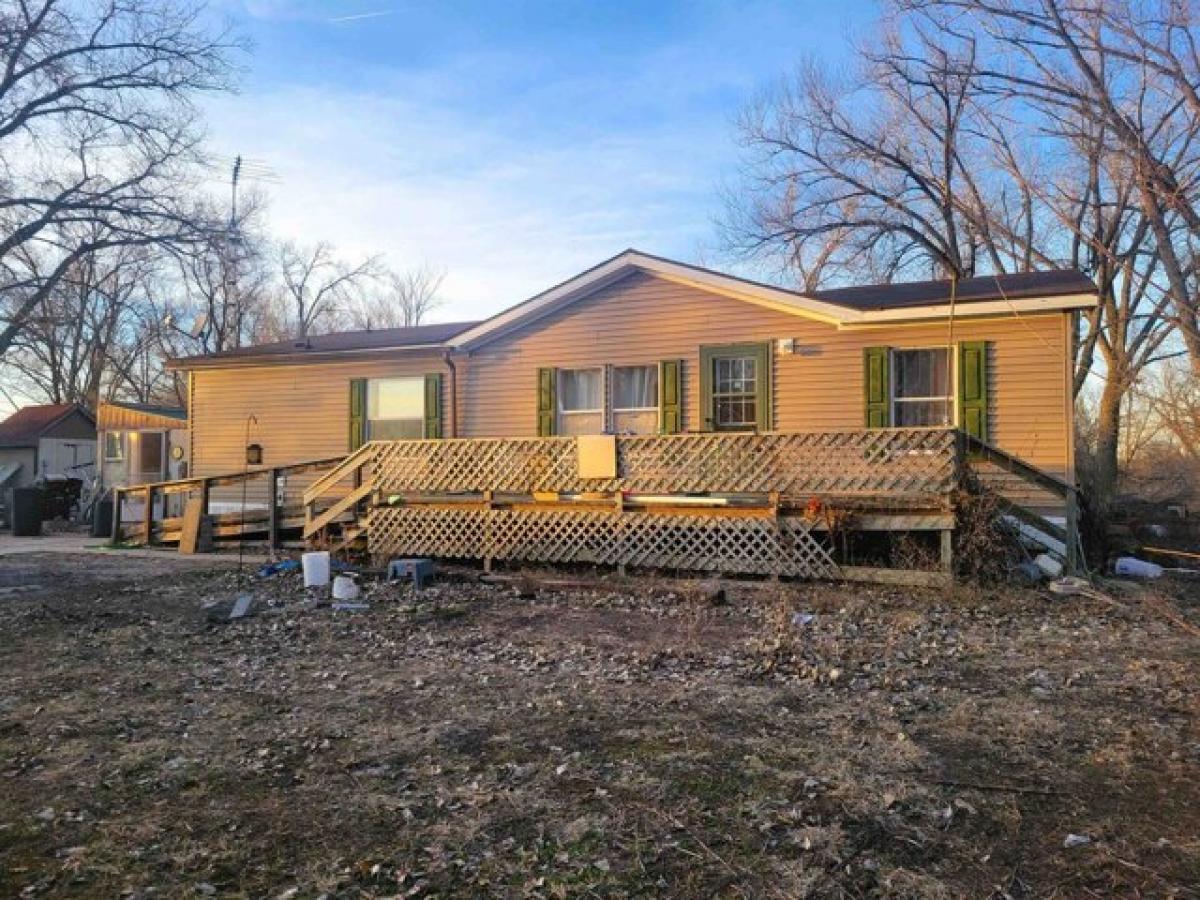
[368,377,426,440]
[556,368,604,435]
[891,348,952,427]
[611,364,658,434]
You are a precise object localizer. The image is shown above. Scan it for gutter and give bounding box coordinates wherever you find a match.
[166,342,453,372]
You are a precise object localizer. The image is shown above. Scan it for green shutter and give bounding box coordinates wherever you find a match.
[864,347,891,428]
[536,367,557,436]
[958,340,989,442]
[423,373,443,439]
[754,343,772,433]
[659,359,682,433]
[349,378,367,450]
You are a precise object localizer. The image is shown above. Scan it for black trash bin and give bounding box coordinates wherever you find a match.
[11,487,44,536]
[92,497,113,539]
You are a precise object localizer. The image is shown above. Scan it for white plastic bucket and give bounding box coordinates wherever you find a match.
[332,574,360,601]
[302,551,331,587]
[1114,556,1163,578]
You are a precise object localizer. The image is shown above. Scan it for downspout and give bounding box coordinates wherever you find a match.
[441,349,458,438]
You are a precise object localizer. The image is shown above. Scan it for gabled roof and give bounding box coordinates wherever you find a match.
[0,404,94,448]
[168,321,479,370]
[166,250,1099,369]
[452,249,1099,349]
[812,269,1098,312]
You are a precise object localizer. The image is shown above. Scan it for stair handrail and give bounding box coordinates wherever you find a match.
[302,442,376,506]
[959,432,1075,497]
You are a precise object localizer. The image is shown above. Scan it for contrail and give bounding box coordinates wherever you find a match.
[329,9,394,23]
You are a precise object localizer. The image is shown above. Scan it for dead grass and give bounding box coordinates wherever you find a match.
[0,553,1197,898]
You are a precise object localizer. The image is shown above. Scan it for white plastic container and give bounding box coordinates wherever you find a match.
[332,574,360,601]
[1114,556,1163,578]
[1034,553,1063,578]
[302,551,330,587]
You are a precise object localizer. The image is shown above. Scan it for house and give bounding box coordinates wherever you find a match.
[0,403,97,492]
[169,250,1095,517]
[96,401,189,490]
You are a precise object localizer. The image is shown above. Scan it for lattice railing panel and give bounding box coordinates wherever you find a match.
[368,506,840,579]
[368,428,957,499]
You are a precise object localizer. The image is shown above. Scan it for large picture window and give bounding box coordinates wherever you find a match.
[892,348,952,427]
[368,377,425,440]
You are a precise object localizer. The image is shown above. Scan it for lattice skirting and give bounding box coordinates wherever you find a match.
[368,506,840,578]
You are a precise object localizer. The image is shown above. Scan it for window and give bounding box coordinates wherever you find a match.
[612,365,658,411]
[104,431,124,461]
[368,377,425,440]
[892,348,952,427]
[558,368,603,413]
[138,432,164,475]
[713,355,759,430]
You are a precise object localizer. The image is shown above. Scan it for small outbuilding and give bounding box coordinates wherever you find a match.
[0,403,97,491]
[96,401,188,490]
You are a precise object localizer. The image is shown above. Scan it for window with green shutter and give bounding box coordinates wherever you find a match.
[699,343,772,432]
[958,340,989,442]
[863,347,891,428]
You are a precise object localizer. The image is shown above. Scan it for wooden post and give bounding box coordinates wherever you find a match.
[200,478,211,518]
[143,485,155,546]
[940,529,954,574]
[110,488,122,546]
[268,467,281,553]
[1064,489,1079,574]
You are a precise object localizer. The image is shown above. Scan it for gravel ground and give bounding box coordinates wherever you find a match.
[1,553,1197,898]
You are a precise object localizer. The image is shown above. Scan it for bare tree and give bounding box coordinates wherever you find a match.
[275,241,380,339]
[347,263,445,330]
[1,238,156,407]
[0,0,241,357]
[726,1,1199,504]
[899,0,1200,373]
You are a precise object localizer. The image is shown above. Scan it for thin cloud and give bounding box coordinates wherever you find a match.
[329,9,394,23]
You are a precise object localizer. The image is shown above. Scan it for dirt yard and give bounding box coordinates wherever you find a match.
[1,552,1197,898]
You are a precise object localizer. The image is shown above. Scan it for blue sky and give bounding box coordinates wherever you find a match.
[204,0,879,323]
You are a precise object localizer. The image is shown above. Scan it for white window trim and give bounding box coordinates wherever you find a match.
[610,363,659,413]
[890,346,957,427]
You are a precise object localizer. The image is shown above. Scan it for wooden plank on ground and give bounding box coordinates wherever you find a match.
[178,498,205,554]
[839,566,952,589]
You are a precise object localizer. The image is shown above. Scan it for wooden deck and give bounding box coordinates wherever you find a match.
[113,427,1078,582]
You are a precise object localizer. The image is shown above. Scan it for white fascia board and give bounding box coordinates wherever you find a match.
[839,292,1098,327]
[451,251,855,349]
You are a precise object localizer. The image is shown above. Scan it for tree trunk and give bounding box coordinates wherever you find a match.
[1093,375,1124,511]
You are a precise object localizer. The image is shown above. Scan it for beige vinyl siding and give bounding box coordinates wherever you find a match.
[463,270,1074,482]
[189,353,451,477]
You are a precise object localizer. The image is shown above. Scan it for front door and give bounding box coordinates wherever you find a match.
[700,342,772,432]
